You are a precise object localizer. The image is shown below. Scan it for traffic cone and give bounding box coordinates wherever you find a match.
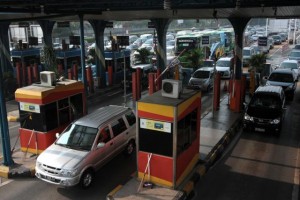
[223,80,228,92]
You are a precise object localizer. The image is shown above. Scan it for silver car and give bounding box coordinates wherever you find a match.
[188,67,214,92]
[35,105,136,188]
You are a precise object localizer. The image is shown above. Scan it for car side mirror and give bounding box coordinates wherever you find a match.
[55,133,60,139]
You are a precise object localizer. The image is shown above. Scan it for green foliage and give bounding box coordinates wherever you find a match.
[248,53,268,73]
[41,45,60,78]
[136,48,152,64]
[178,48,205,70]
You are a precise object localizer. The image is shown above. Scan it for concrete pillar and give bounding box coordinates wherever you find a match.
[0,22,13,73]
[151,19,171,76]
[228,17,250,80]
[89,20,107,88]
[37,20,55,47]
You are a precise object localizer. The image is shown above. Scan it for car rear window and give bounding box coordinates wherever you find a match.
[269,73,294,82]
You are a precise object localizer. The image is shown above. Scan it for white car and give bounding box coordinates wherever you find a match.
[215,57,233,79]
[279,59,300,78]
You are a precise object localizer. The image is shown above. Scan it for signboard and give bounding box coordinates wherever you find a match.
[117,36,129,46]
[57,21,70,28]
[20,102,40,113]
[202,35,210,46]
[148,22,155,28]
[140,118,171,133]
[69,36,80,45]
[28,37,38,45]
[106,22,113,28]
[258,36,268,46]
[18,22,29,27]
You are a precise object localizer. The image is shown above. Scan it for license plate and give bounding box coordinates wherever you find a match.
[255,127,265,132]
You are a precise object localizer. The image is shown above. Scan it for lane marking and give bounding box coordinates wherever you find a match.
[0,179,13,187]
[292,142,300,200]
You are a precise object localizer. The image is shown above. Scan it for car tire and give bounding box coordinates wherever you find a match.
[124,140,135,156]
[80,169,94,189]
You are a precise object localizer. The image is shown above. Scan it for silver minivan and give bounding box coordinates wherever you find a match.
[35,105,136,188]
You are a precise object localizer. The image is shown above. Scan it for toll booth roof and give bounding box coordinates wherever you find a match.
[139,88,198,107]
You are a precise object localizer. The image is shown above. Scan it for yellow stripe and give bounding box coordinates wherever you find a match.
[21,147,44,155]
[0,165,9,178]
[137,172,173,187]
[138,102,174,118]
[107,185,123,197]
[176,153,199,186]
[178,92,201,117]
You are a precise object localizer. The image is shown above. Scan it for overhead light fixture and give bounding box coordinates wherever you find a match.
[261,4,264,13]
[164,0,171,10]
[40,5,44,14]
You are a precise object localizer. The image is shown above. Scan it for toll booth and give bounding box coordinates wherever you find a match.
[56,48,81,76]
[15,71,86,154]
[104,49,130,85]
[137,87,201,189]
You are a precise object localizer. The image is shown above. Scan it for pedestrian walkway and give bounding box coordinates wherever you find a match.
[1,85,243,200]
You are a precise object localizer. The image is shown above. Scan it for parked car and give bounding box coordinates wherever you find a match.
[272,35,282,45]
[265,68,298,100]
[243,85,286,135]
[243,46,256,67]
[288,49,300,63]
[35,105,136,188]
[188,67,214,92]
[215,57,233,79]
[199,59,215,68]
[279,59,300,78]
[293,44,300,50]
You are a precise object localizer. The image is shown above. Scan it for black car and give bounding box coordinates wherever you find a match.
[243,85,286,135]
[265,68,298,100]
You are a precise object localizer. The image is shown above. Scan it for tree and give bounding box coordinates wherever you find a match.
[178,48,205,71]
[248,53,268,73]
[41,45,60,78]
[135,48,152,64]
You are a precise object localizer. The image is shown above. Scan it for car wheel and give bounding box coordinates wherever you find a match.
[80,169,94,189]
[124,140,135,156]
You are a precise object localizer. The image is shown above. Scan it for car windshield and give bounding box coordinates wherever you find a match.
[200,61,214,67]
[294,45,300,50]
[269,73,294,82]
[193,70,210,78]
[289,51,300,57]
[243,49,251,56]
[273,35,281,40]
[216,60,230,67]
[250,95,280,109]
[280,62,298,69]
[56,124,98,151]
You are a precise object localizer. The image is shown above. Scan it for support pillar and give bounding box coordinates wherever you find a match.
[86,66,94,93]
[0,22,13,73]
[148,73,156,95]
[229,17,250,112]
[213,73,221,111]
[136,68,141,100]
[132,72,137,101]
[89,20,107,88]
[33,63,39,82]
[151,19,171,78]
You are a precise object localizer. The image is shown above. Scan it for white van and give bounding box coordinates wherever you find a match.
[35,105,136,188]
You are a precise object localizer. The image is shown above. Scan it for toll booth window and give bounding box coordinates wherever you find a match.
[70,93,84,120]
[111,118,127,137]
[139,120,173,157]
[177,109,197,155]
[19,110,44,131]
[44,102,58,131]
[125,111,136,126]
[58,98,70,125]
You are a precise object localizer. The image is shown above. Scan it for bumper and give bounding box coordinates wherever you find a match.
[35,168,81,187]
[243,120,281,133]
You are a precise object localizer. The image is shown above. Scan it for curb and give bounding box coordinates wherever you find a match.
[181,116,243,199]
[7,115,19,122]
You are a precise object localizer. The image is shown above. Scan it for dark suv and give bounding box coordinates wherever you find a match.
[265,69,298,100]
[243,86,286,135]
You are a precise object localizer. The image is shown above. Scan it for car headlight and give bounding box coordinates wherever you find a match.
[36,161,42,169]
[270,118,280,124]
[244,113,253,121]
[60,168,78,177]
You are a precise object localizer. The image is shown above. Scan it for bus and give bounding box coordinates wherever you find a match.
[174,29,235,59]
